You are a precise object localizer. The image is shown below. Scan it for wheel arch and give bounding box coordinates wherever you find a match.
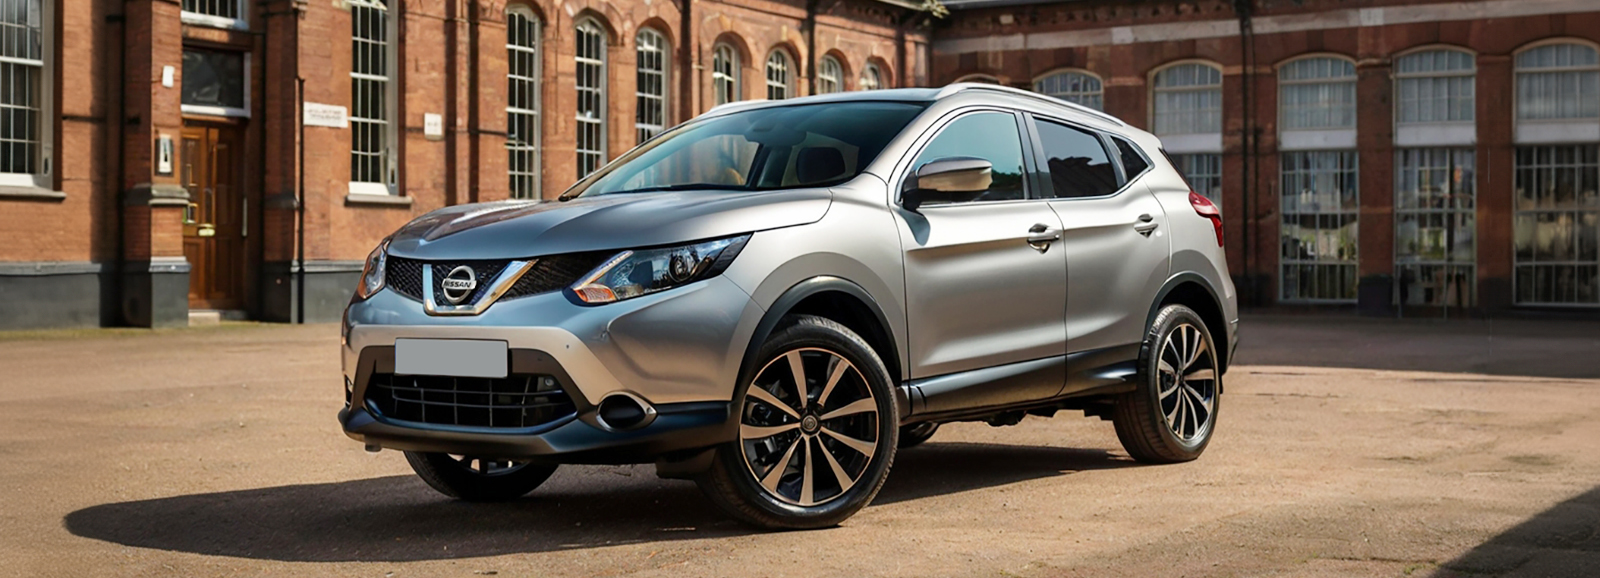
[738,276,903,389]
[1148,273,1230,374]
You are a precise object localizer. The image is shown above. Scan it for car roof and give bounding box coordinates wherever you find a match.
[703,83,1131,134]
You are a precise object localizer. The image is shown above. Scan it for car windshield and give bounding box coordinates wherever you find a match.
[563,101,929,199]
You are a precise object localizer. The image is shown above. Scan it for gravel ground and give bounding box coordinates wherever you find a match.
[1,315,1598,577]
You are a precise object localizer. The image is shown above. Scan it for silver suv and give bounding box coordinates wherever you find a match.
[340,84,1239,529]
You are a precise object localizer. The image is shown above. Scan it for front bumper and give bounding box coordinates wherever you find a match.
[340,275,763,462]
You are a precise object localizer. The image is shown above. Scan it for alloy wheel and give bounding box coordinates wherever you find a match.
[1156,323,1217,441]
[738,347,881,507]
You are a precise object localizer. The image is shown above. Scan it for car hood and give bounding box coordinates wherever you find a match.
[385,189,832,260]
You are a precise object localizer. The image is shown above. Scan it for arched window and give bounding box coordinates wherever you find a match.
[1152,63,1223,206]
[1396,49,1475,124]
[817,55,842,94]
[1516,43,1599,121]
[1278,57,1359,303]
[765,50,792,100]
[1279,57,1356,130]
[1392,49,1477,307]
[860,62,882,91]
[0,0,51,186]
[574,18,606,178]
[349,0,395,194]
[713,44,740,105]
[635,28,668,142]
[505,6,541,199]
[1034,71,1102,111]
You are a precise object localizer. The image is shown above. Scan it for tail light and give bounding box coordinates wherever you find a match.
[1189,191,1223,247]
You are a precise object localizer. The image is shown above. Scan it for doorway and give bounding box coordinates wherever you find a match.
[180,122,247,311]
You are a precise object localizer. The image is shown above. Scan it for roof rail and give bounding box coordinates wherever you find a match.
[935,83,1127,126]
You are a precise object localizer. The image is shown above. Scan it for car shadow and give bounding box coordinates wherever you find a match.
[1432,485,1600,577]
[63,441,1135,562]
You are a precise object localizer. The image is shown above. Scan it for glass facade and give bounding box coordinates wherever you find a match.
[1280,151,1360,302]
[1395,148,1476,307]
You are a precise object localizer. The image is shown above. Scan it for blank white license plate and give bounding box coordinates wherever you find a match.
[394,339,508,378]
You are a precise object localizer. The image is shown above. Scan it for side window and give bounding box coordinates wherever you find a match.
[911,111,1026,204]
[1033,119,1118,198]
[1114,137,1150,178]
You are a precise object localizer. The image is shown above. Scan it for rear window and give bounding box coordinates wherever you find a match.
[1113,137,1151,178]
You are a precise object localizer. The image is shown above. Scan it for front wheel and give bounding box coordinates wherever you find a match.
[404,452,558,502]
[1112,304,1220,464]
[697,315,899,530]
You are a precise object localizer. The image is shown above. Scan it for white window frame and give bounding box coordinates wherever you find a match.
[574,17,607,179]
[635,27,668,143]
[860,62,883,91]
[1278,55,1357,151]
[1033,69,1103,111]
[179,49,251,118]
[348,0,397,197]
[1394,147,1477,308]
[713,43,740,105]
[1150,61,1222,154]
[505,5,541,200]
[1280,150,1360,303]
[180,0,248,31]
[1512,144,1600,307]
[1513,40,1600,145]
[817,55,842,94]
[0,0,52,189]
[1173,153,1222,208]
[765,49,792,100]
[1393,47,1476,147]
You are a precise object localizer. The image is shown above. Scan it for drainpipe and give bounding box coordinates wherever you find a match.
[1231,0,1256,305]
[805,0,818,94]
[296,77,306,325]
[109,7,127,326]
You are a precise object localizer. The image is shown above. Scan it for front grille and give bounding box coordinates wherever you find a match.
[385,253,606,304]
[365,373,576,429]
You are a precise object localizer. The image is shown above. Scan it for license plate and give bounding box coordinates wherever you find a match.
[394,339,509,378]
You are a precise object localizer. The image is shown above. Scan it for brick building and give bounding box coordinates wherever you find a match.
[6,0,1600,330]
[932,0,1600,314]
[0,0,932,329]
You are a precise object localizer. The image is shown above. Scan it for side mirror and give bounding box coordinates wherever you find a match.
[901,157,993,211]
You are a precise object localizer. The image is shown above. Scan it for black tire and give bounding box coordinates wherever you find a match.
[1112,304,1221,464]
[697,315,899,530]
[404,452,558,502]
[898,422,940,448]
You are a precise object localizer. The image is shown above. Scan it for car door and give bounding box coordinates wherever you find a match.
[893,109,1068,413]
[1027,116,1172,395]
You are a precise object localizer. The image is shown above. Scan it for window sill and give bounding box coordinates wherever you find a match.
[345,192,412,207]
[0,185,66,201]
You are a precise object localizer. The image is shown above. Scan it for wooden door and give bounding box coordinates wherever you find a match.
[181,123,247,310]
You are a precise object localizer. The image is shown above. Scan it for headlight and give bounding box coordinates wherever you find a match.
[571,235,750,304]
[355,238,390,300]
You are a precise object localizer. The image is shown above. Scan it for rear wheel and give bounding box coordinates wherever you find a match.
[404,452,558,502]
[1112,305,1220,464]
[697,315,899,529]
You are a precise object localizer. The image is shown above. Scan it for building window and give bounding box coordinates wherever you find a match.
[1279,57,1356,130]
[765,50,792,100]
[181,49,248,117]
[1152,63,1222,135]
[1514,145,1600,306]
[1515,43,1600,121]
[713,44,739,105]
[181,0,245,29]
[506,7,541,200]
[1280,151,1359,302]
[818,55,842,94]
[0,0,48,185]
[635,28,667,143]
[349,0,393,194]
[860,62,882,91]
[574,18,606,179]
[1034,71,1102,111]
[1395,148,1476,307]
[1174,153,1222,207]
[1396,49,1475,124]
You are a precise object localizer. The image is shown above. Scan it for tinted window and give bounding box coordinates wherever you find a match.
[912,111,1027,204]
[1033,120,1118,198]
[567,101,929,199]
[1115,137,1150,178]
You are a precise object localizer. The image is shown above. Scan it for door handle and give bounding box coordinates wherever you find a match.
[1134,214,1159,236]
[1026,223,1061,252]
